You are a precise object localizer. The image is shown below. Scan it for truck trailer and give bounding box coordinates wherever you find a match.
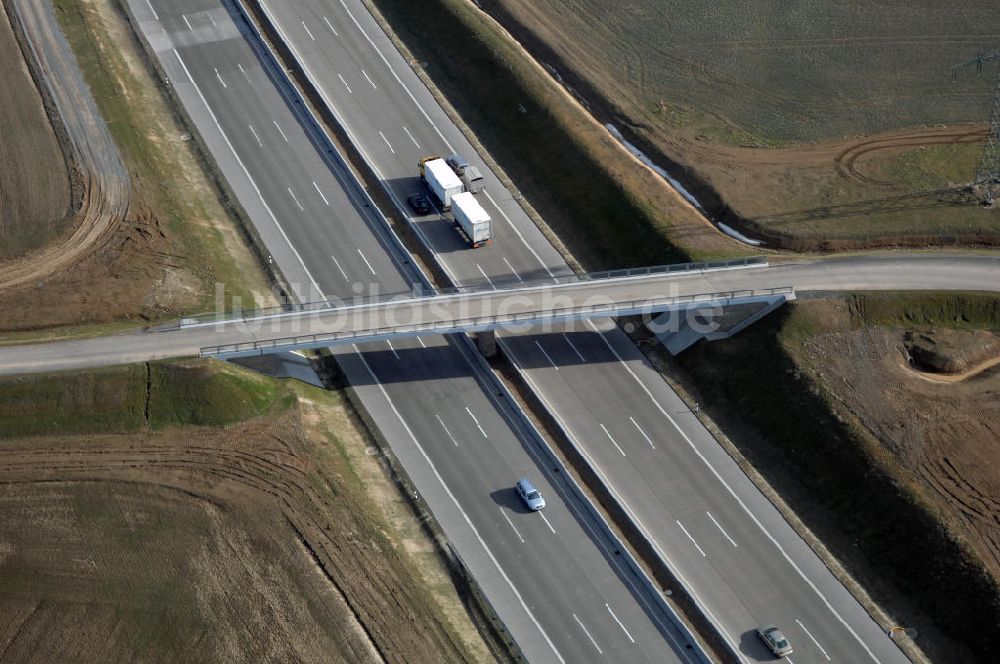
[419,156,463,210]
[451,192,492,248]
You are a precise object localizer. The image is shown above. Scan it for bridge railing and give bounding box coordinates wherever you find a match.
[178,256,768,330]
[584,255,766,281]
[200,284,792,358]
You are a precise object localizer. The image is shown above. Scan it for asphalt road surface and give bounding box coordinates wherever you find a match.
[123,1,703,662]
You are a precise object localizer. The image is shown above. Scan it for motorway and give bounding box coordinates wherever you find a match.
[235,2,969,662]
[20,0,1000,661]
[17,1,993,663]
[123,1,702,662]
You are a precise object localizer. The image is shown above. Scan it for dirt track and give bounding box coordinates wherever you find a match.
[0,0,129,291]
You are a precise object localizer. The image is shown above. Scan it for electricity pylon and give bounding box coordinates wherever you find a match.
[952,51,1000,204]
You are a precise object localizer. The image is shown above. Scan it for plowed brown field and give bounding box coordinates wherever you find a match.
[0,366,477,663]
[0,4,73,260]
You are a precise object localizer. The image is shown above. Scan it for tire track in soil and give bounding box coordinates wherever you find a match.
[834,128,987,186]
[0,418,461,664]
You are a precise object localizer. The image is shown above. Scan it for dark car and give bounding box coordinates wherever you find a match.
[407,193,432,215]
[445,153,470,176]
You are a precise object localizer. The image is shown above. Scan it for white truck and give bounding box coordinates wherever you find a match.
[451,192,492,248]
[419,156,463,210]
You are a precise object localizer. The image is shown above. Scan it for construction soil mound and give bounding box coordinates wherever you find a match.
[905,328,1000,376]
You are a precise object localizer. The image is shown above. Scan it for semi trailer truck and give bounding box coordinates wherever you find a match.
[418,156,463,210]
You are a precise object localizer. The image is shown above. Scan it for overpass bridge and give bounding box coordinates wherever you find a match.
[5,252,998,376]
[194,257,786,359]
[0,258,783,374]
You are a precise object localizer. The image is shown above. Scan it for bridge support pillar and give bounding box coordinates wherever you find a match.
[476,330,498,358]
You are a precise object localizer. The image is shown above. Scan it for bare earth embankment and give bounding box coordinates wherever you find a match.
[481,0,1000,250]
[0,361,486,663]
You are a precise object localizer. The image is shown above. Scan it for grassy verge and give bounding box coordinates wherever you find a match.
[847,292,1000,329]
[369,0,747,267]
[50,0,271,312]
[673,295,1000,663]
[0,360,285,438]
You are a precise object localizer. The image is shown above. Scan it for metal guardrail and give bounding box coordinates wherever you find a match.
[178,256,768,329]
[200,286,793,357]
[585,256,766,281]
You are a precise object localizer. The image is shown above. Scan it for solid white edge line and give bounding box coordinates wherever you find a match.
[351,345,566,663]
[338,0,455,150]
[482,189,557,281]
